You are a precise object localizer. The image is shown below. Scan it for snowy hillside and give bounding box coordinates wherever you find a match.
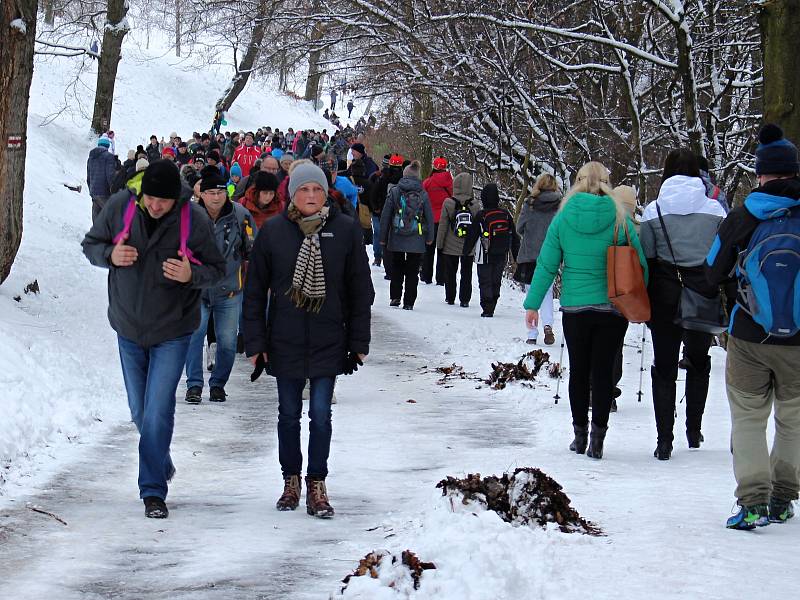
[0,36,328,495]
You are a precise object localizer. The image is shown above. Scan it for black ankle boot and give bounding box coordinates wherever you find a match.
[686,430,704,449]
[569,425,589,454]
[654,441,672,460]
[586,423,607,459]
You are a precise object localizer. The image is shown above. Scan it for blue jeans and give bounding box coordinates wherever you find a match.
[185,294,241,390]
[371,215,383,261]
[275,377,335,478]
[117,334,191,500]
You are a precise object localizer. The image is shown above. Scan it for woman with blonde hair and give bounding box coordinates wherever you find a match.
[516,173,562,345]
[524,162,648,459]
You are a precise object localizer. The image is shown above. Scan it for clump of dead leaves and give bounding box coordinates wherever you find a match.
[341,550,436,593]
[486,349,557,390]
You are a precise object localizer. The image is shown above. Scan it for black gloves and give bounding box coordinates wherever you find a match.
[250,353,267,382]
[342,351,364,376]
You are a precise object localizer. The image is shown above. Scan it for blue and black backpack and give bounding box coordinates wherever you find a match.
[737,206,800,337]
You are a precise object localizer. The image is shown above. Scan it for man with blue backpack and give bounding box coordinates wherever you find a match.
[706,124,800,529]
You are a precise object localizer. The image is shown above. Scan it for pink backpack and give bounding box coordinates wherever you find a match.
[112,193,202,265]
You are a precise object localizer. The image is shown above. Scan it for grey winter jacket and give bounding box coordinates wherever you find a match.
[86,147,118,199]
[516,190,562,263]
[200,200,257,301]
[81,189,226,348]
[437,197,482,255]
[379,176,435,254]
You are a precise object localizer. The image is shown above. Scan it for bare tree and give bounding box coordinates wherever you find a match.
[760,0,800,142]
[90,0,129,135]
[0,0,38,284]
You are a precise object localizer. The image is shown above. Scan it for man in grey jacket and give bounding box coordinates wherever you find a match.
[436,172,480,307]
[82,160,226,519]
[379,161,434,309]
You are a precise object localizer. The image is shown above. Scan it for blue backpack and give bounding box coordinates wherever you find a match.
[737,207,800,337]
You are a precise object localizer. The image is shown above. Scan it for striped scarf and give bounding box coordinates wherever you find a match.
[286,202,329,312]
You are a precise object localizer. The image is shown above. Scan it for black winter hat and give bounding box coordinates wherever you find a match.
[207,149,221,163]
[755,124,800,176]
[481,183,500,209]
[199,165,227,191]
[141,160,182,200]
[253,171,279,192]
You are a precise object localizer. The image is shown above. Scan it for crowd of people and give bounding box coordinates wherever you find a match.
[83,119,799,532]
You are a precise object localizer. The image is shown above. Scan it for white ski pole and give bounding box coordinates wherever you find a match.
[637,323,647,402]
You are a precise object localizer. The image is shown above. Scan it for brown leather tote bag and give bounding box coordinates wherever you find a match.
[607,222,651,323]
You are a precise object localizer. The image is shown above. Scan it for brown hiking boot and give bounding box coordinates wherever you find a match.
[305,476,335,518]
[276,475,301,511]
[543,325,556,346]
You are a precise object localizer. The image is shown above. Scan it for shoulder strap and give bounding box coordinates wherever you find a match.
[179,202,202,265]
[112,194,138,244]
[656,203,683,284]
[710,186,721,200]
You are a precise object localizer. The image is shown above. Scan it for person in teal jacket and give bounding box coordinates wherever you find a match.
[524,162,648,460]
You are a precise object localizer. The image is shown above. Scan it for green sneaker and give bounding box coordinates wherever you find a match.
[726,504,770,530]
[768,499,795,523]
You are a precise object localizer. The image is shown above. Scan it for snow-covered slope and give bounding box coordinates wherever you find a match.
[0,36,327,495]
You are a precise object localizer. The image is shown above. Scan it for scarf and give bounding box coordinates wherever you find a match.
[286,202,329,312]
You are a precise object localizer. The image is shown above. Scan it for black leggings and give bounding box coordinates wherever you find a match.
[563,310,629,429]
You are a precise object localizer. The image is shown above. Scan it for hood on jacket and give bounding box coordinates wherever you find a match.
[643,175,726,220]
[89,146,112,160]
[561,192,617,235]
[744,176,800,219]
[426,169,453,188]
[530,190,562,212]
[397,176,423,193]
[452,172,473,202]
[481,184,499,209]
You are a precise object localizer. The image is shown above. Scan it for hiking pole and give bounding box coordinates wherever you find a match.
[554,340,566,405]
[637,323,647,402]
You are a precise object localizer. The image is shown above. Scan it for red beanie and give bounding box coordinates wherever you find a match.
[162,147,176,158]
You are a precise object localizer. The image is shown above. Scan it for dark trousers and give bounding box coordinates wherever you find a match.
[650,319,713,443]
[420,223,443,284]
[477,254,506,314]
[91,196,108,226]
[390,252,423,306]
[563,311,629,429]
[440,253,473,304]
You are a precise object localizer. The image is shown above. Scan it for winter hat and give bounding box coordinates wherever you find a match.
[97,137,111,148]
[480,183,500,209]
[207,150,221,163]
[230,163,243,178]
[199,165,227,192]
[755,124,800,176]
[389,154,404,167]
[141,160,182,200]
[402,160,421,179]
[253,171,279,192]
[272,148,284,160]
[135,157,149,172]
[351,142,366,155]
[311,144,326,159]
[177,141,188,149]
[433,156,449,171]
[170,131,178,139]
[382,154,391,168]
[452,172,473,201]
[288,163,329,198]
[161,146,176,158]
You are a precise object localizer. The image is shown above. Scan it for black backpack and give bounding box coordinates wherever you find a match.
[482,208,512,251]
[452,200,472,238]
[392,189,426,237]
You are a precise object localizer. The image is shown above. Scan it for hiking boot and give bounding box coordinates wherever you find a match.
[526,339,537,345]
[209,386,227,402]
[373,257,382,267]
[389,299,401,307]
[768,499,795,523]
[143,497,169,519]
[460,302,469,308]
[543,325,556,346]
[481,311,494,318]
[687,430,704,449]
[185,386,203,405]
[569,425,589,454]
[384,275,391,281]
[726,504,770,530]
[276,475,302,511]
[305,477,335,518]
[654,441,672,460]
[446,300,455,305]
[610,398,618,413]
[586,424,607,459]
[402,305,413,310]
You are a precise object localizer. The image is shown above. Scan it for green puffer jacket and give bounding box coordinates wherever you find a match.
[523,192,648,310]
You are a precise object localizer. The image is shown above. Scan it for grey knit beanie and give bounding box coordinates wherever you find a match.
[288,163,329,198]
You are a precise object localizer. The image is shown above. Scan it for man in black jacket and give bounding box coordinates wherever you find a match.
[82,160,226,519]
[243,163,374,519]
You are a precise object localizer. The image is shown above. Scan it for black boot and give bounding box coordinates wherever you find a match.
[586,423,607,459]
[651,365,677,450]
[654,441,672,460]
[569,425,589,454]
[685,356,711,448]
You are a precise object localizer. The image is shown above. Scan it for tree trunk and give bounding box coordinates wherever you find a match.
[0,0,38,284]
[303,0,323,106]
[90,0,129,136]
[214,0,271,116]
[175,0,181,58]
[43,0,53,25]
[760,0,800,143]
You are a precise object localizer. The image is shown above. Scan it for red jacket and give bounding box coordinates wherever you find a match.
[232,144,261,176]
[423,170,454,224]
[241,186,285,229]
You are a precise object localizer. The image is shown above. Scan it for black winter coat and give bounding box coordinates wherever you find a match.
[81,189,227,348]
[242,207,374,379]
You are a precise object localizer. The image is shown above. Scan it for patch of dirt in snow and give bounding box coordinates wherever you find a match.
[437,468,602,535]
[340,550,436,594]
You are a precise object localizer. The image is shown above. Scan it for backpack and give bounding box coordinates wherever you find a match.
[452,200,472,238]
[109,158,127,194]
[392,189,426,237]
[481,208,512,250]
[737,206,800,337]
[113,193,202,266]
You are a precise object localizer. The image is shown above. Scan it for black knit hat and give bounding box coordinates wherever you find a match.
[253,171,279,192]
[141,160,182,200]
[755,124,800,176]
[199,165,227,192]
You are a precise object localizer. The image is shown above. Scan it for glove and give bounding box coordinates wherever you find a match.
[250,353,267,382]
[342,351,364,376]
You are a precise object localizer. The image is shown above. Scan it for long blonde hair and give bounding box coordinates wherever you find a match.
[531,173,559,198]
[560,161,625,224]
